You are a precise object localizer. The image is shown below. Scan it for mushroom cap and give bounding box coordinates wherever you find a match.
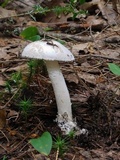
[21,40,74,61]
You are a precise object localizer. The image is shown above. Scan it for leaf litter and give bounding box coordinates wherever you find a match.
[0,0,120,159]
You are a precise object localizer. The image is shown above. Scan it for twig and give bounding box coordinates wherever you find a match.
[13,149,35,159]
[80,54,120,61]
[0,144,8,152]
[0,17,93,42]
[9,119,42,153]
[72,155,76,160]
[3,87,20,109]
[0,130,10,145]
[38,28,94,42]
[0,59,28,64]
[55,148,59,160]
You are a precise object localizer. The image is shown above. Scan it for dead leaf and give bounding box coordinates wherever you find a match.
[0,46,11,60]
[96,75,105,83]
[72,43,90,56]
[65,73,79,84]
[1,63,28,72]
[0,6,16,18]
[6,109,19,121]
[86,16,106,29]
[71,91,90,103]
[0,76,5,86]
[8,129,17,136]
[78,72,97,85]
[100,49,120,59]
[107,83,120,95]
[79,0,119,24]
[34,154,50,160]
[29,133,39,139]
[105,35,120,43]
[0,38,7,47]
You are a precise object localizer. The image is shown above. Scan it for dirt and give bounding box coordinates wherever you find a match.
[0,0,120,160]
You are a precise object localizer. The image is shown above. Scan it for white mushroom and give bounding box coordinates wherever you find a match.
[21,40,78,134]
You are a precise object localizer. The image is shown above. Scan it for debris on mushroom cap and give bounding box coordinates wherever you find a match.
[21,40,74,61]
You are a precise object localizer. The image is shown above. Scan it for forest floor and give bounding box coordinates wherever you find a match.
[0,0,120,159]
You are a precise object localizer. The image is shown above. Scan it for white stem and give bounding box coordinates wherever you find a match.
[45,60,73,121]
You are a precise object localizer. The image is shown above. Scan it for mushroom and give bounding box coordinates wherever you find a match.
[21,40,78,134]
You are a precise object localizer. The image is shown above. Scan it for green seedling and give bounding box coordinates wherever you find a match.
[27,59,44,76]
[2,71,28,110]
[53,6,70,17]
[27,0,87,21]
[1,0,11,7]
[33,5,50,15]
[67,130,76,139]
[52,0,87,19]
[52,5,74,19]
[53,135,69,157]
[5,81,12,94]
[27,59,39,78]
[79,0,86,4]
[11,71,22,85]
[30,131,52,156]
[28,5,50,21]
[27,59,45,84]
[19,97,32,118]
[2,155,7,160]
[5,71,27,93]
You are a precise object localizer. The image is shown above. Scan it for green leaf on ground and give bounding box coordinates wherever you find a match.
[29,132,52,156]
[108,63,120,76]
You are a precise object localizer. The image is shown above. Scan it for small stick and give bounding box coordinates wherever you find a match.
[0,130,10,145]
[55,148,59,160]
[38,28,94,42]
[80,54,120,61]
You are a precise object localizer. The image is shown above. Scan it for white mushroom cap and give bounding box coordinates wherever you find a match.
[21,40,74,61]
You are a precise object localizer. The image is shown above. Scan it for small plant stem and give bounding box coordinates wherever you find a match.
[72,155,76,160]
[55,148,59,160]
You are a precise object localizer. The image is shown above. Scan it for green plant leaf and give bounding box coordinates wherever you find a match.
[79,0,86,4]
[29,132,52,156]
[108,63,120,76]
[1,0,9,7]
[20,26,40,41]
[27,35,41,41]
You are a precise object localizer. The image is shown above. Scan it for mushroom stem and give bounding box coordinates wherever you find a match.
[45,60,73,121]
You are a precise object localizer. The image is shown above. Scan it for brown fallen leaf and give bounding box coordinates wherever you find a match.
[6,109,19,121]
[65,73,79,84]
[0,76,5,86]
[71,92,90,103]
[78,72,97,85]
[96,75,106,83]
[85,16,106,30]
[72,43,89,56]
[29,133,39,139]
[78,0,119,24]
[0,6,16,18]
[7,128,17,136]
[1,63,28,73]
